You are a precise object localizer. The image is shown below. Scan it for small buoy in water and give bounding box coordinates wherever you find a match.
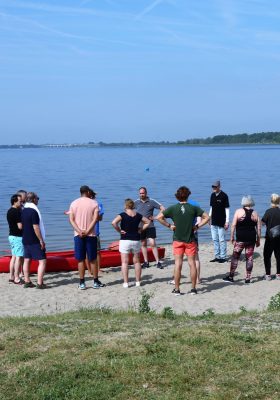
[145,167,150,171]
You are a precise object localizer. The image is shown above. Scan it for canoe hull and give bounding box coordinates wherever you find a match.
[0,247,165,273]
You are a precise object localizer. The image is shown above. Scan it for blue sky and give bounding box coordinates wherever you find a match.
[1,0,280,144]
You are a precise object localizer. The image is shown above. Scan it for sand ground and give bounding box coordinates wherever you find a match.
[1,240,280,317]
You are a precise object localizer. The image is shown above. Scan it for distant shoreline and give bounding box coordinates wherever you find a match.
[1,142,280,150]
[1,131,280,148]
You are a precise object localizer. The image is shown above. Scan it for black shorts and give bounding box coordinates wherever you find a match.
[140,227,156,240]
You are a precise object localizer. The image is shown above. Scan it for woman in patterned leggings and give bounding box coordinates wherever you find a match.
[223,196,261,284]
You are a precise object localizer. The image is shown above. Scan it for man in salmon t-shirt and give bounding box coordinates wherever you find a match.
[69,185,105,290]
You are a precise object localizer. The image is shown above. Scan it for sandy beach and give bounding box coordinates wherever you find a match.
[1,239,279,318]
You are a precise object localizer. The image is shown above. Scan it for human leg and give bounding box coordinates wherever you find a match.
[210,225,220,259]
[218,227,227,259]
[263,239,273,276]
[273,238,280,275]
[244,243,255,279]
[174,254,183,290]
[149,238,160,263]
[9,255,15,281]
[13,256,21,283]
[229,241,244,276]
[195,254,201,284]
[37,259,46,285]
[23,258,31,283]
[187,255,197,289]
[121,253,129,285]
[133,252,141,283]
[141,239,148,264]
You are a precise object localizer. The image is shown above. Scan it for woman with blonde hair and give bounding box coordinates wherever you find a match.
[223,195,261,284]
[262,193,280,280]
[112,199,150,288]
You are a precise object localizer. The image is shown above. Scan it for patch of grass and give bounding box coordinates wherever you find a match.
[268,292,280,311]
[0,309,279,399]
[161,306,175,319]
[138,290,153,314]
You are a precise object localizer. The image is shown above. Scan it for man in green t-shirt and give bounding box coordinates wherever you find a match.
[157,186,209,295]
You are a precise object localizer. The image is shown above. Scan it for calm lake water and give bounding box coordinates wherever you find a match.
[1,145,280,253]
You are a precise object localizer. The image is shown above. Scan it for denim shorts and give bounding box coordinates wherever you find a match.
[24,243,46,260]
[8,236,24,257]
[74,236,97,261]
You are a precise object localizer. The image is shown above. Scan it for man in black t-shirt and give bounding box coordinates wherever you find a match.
[7,194,24,283]
[209,180,230,263]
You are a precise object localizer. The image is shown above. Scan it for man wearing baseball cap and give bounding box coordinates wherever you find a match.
[209,180,230,263]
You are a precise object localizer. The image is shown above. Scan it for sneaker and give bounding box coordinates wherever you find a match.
[218,258,227,263]
[223,275,234,283]
[123,282,129,288]
[24,281,35,288]
[168,280,175,285]
[172,288,181,296]
[190,288,197,295]
[78,282,86,290]
[36,283,47,289]
[210,258,219,262]
[275,274,280,280]
[93,281,105,289]
[141,262,149,269]
[263,275,272,281]
[156,261,163,269]
[95,279,105,288]
[244,278,251,284]
[135,281,141,287]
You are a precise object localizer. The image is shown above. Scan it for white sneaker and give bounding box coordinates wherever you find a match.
[123,282,129,288]
[168,280,175,285]
[135,281,141,287]
[263,275,272,281]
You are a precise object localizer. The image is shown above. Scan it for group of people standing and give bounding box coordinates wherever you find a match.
[6,181,280,295]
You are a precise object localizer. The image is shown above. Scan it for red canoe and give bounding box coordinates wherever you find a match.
[0,247,165,274]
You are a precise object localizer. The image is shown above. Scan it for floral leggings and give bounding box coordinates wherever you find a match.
[230,241,255,278]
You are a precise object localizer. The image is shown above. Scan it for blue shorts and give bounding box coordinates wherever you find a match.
[9,236,24,257]
[74,236,97,262]
[24,243,46,260]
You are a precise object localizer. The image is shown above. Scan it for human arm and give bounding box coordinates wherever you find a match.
[140,216,151,232]
[230,211,238,243]
[84,207,99,236]
[33,224,45,250]
[69,212,84,237]
[254,212,261,247]
[17,222,22,230]
[224,208,230,230]
[193,212,210,231]
[156,211,176,231]
[208,207,212,225]
[112,215,124,234]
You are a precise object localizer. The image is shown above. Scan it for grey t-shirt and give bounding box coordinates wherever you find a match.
[134,197,161,228]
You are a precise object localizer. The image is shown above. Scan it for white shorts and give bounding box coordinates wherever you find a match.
[119,240,141,254]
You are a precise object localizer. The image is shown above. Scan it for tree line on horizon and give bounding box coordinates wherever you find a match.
[1,131,280,148]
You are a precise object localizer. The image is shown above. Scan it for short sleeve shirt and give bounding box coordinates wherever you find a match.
[120,212,143,240]
[163,203,204,243]
[7,207,22,237]
[134,197,161,228]
[69,197,98,237]
[210,191,230,227]
[22,208,40,245]
[262,207,280,238]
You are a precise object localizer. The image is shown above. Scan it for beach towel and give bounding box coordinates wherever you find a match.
[24,202,46,240]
